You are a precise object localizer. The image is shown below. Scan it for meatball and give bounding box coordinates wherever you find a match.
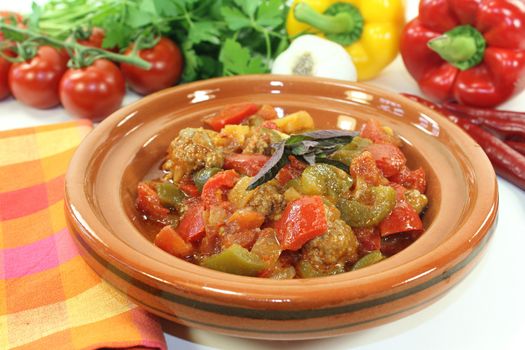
[163,128,224,181]
[242,127,277,155]
[298,205,359,277]
[247,182,285,218]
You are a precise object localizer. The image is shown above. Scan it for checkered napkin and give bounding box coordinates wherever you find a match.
[0,121,166,350]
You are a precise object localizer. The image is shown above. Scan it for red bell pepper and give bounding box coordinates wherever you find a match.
[177,199,206,242]
[204,103,259,131]
[201,169,240,207]
[400,0,525,107]
[379,185,423,237]
[179,176,200,197]
[223,153,269,177]
[154,225,193,257]
[366,143,407,178]
[275,196,328,251]
[136,182,169,222]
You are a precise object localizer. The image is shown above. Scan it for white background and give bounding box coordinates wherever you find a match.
[2,1,525,350]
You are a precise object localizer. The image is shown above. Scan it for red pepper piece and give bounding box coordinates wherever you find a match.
[366,143,407,177]
[177,199,206,242]
[223,153,269,177]
[380,232,415,257]
[360,119,398,145]
[179,177,200,197]
[379,185,423,237]
[275,196,327,251]
[276,156,307,185]
[354,227,381,254]
[401,0,525,107]
[154,225,193,257]
[201,170,240,207]
[350,151,384,186]
[388,166,427,193]
[136,182,169,222]
[204,103,259,131]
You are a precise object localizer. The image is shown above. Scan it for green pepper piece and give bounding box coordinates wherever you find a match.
[337,185,396,228]
[200,244,267,276]
[297,260,345,278]
[299,163,353,199]
[330,136,372,165]
[405,189,428,214]
[352,250,385,270]
[193,167,222,192]
[156,182,186,212]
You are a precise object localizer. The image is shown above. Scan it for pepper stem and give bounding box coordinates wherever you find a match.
[428,25,486,71]
[294,2,364,46]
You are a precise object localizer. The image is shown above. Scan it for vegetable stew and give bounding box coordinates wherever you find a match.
[135,103,428,278]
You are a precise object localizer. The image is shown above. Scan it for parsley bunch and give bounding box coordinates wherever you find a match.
[29,0,290,82]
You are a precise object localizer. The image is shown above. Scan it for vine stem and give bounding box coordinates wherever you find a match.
[0,22,152,69]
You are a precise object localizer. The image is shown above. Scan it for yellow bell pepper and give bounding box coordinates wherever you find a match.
[286,0,405,81]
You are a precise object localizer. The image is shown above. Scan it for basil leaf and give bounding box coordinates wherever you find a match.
[291,140,319,156]
[300,130,358,140]
[247,141,288,190]
[285,134,309,146]
[302,152,317,165]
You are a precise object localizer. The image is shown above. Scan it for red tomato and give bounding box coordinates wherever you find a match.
[360,120,398,145]
[223,153,269,176]
[201,170,240,207]
[366,143,407,177]
[388,166,427,193]
[204,103,259,131]
[136,182,169,222]
[350,151,384,186]
[77,27,106,49]
[380,232,414,257]
[276,156,307,184]
[275,196,327,251]
[379,185,423,237]
[353,227,381,253]
[59,59,125,120]
[120,37,183,95]
[8,46,67,109]
[0,55,11,101]
[177,200,206,242]
[0,12,24,42]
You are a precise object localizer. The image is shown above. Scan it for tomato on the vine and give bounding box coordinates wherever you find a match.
[0,12,24,42]
[8,46,67,109]
[120,37,183,95]
[59,59,125,120]
[0,56,11,101]
[76,27,106,49]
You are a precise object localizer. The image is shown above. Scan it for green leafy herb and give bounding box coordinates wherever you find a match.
[247,130,358,190]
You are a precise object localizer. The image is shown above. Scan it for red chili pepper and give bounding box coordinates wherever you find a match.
[403,93,525,190]
[507,141,525,156]
[442,101,525,125]
[275,196,327,251]
[400,0,525,107]
[203,103,259,131]
[455,118,525,190]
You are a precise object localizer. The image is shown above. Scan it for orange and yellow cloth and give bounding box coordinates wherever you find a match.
[0,121,166,349]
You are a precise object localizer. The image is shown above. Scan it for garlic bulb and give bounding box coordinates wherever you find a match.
[271,35,357,81]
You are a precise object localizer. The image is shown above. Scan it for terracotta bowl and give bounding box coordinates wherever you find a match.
[65,75,498,340]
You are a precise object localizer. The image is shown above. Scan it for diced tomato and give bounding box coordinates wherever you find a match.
[379,185,423,237]
[199,231,221,256]
[388,166,427,193]
[223,153,269,176]
[222,229,260,250]
[136,182,169,222]
[360,120,397,145]
[204,103,259,131]
[366,143,406,177]
[353,227,381,253]
[350,151,384,186]
[177,199,206,242]
[257,104,278,120]
[275,196,327,251]
[154,225,193,257]
[227,209,265,230]
[179,177,200,197]
[276,156,307,185]
[201,170,240,207]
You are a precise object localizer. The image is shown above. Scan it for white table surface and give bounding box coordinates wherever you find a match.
[2,1,525,349]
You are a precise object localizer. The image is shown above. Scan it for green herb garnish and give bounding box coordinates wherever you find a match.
[246,130,357,190]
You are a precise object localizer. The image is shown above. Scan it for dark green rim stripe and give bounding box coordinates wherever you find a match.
[75,224,494,321]
[130,270,463,335]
